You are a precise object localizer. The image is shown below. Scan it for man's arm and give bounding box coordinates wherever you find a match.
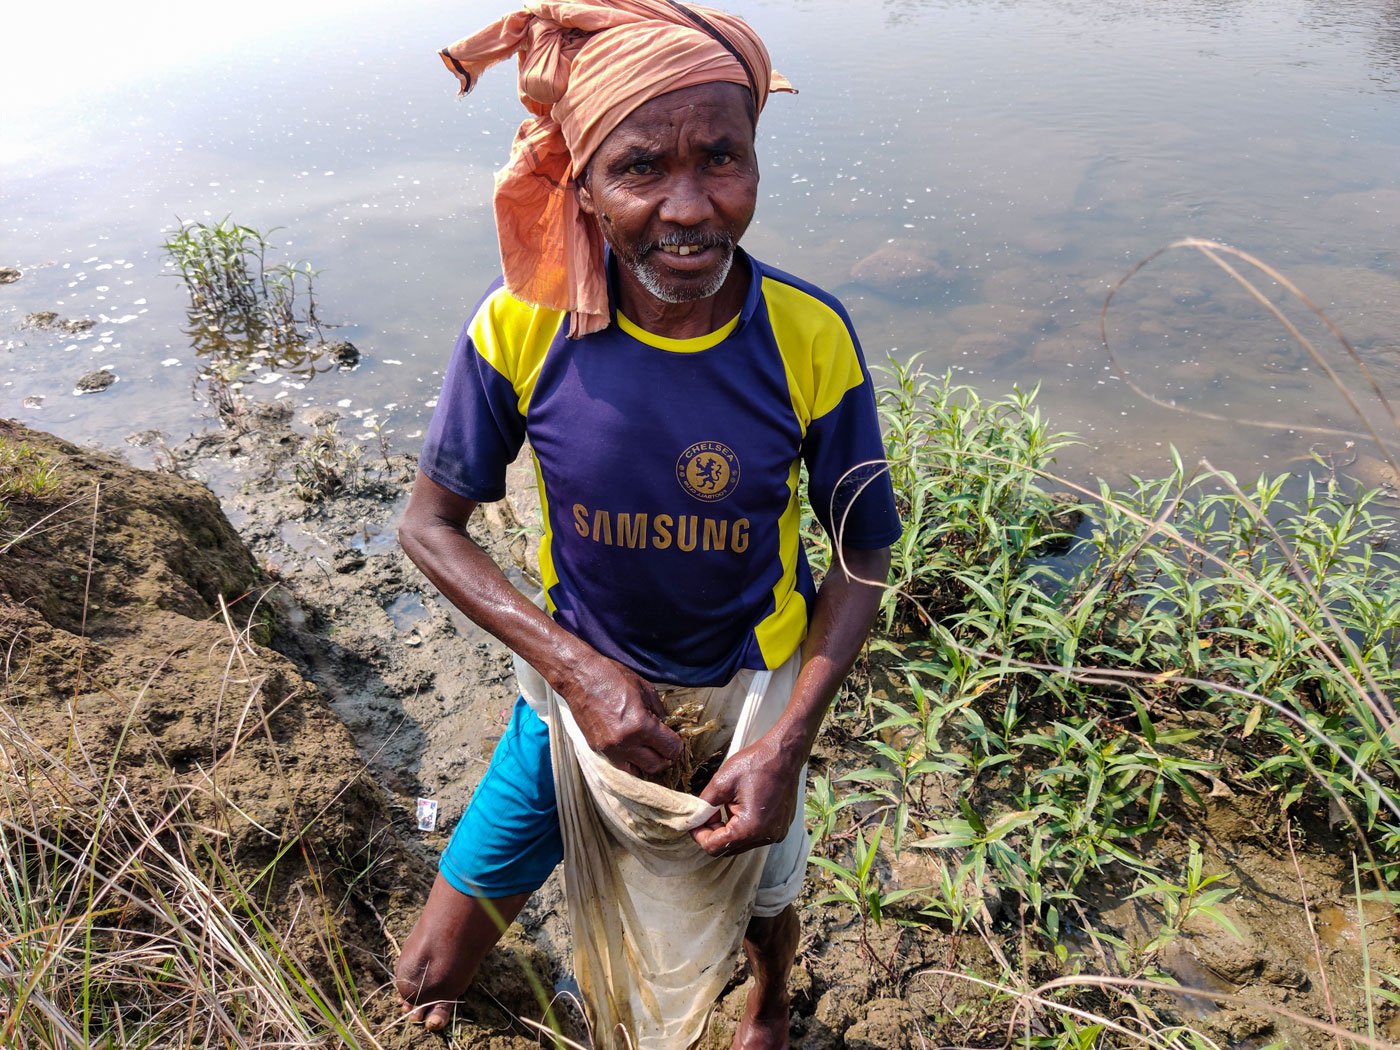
[400,470,683,775]
[691,545,891,855]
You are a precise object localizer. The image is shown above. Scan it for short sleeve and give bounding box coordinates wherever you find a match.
[417,311,527,503]
[802,336,903,551]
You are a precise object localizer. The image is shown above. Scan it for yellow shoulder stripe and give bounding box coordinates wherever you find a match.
[761,277,866,433]
[468,287,564,416]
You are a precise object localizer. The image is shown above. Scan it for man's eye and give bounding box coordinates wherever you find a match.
[626,161,654,175]
[710,152,733,167]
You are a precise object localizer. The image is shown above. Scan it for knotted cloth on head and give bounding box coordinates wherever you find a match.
[440,0,794,338]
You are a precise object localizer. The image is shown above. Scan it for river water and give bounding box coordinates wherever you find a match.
[3,0,1399,484]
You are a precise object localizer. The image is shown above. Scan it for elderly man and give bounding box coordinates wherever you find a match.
[394,2,900,1046]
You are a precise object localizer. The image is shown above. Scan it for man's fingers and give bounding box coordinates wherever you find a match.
[654,721,684,761]
[606,738,678,776]
[639,681,669,719]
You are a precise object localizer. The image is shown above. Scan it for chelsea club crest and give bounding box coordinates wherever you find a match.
[676,441,741,503]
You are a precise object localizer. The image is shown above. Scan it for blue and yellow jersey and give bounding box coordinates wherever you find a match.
[419,251,901,687]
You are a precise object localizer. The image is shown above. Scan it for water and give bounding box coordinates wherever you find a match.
[3,0,1398,485]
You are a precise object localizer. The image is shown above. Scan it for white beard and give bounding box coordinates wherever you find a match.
[626,245,736,304]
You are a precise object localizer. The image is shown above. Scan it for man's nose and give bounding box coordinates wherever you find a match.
[657,174,714,226]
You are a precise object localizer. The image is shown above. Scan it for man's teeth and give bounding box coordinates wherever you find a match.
[661,244,701,256]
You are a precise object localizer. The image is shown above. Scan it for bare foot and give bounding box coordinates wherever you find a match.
[394,876,530,1032]
[731,906,798,1049]
[730,985,791,1050]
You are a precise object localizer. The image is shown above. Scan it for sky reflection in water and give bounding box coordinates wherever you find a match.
[2,0,1399,484]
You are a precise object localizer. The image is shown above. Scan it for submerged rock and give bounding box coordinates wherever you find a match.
[0,266,21,284]
[323,339,361,369]
[849,239,956,297]
[74,369,116,394]
[23,310,95,334]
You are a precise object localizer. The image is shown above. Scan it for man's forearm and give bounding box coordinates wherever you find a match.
[401,517,589,690]
[399,471,682,775]
[690,545,891,854]
[769,546,891,763]
[398,474,594,694]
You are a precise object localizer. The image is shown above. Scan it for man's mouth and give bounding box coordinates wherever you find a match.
[652,235,733,261]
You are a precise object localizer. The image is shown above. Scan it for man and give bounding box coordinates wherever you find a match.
[394,3,901,1047]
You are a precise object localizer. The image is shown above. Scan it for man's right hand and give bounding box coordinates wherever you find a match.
[558,653,683,777]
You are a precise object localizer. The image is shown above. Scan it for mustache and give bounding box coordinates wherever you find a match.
[650,231,735,252]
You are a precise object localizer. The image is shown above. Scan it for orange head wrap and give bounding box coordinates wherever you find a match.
[440,0,794,337]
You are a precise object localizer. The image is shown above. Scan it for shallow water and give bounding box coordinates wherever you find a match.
[3,0,1399,485]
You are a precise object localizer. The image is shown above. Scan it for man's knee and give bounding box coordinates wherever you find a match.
[745,904,799,955]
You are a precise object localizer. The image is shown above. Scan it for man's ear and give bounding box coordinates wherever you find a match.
[576,169,596,217]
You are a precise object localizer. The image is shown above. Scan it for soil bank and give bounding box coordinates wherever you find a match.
[4,410,1397,1049]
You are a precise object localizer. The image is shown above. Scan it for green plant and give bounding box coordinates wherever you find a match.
[0,438,62,503]
[864,361,1079,631]
[162,219,340,427]
[1127,841,1241,957]
[293,424,363,502]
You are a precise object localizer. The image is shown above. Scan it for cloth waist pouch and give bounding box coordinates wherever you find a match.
[514,650,801,1049]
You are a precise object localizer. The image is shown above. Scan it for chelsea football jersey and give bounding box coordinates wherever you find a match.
[419,251,901,686]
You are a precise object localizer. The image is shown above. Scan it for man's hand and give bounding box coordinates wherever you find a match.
[560,652,683,777]
[690,737,802,856]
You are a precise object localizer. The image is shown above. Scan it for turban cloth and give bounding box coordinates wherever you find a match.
[440,0,794,337]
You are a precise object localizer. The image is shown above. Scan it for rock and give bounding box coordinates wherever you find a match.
[301,407,340,428]
[21,311,94,333]
[946,302,1052,339]
[0,266,21,284]
[1258,949,1308,990]
[1287,264,1400,349]
[74,370,116,394]
[1032,331,1094,367]
[849,240,956,297]
[125,429,164,448]
[1342,452,1400,496]
[1018,227,1070,255]
[21,394,43,409]
[323,340,361,369]
[1178,912,1263,986]
[333,548,367,574]
[1322,188,1400,228]
[802,986,861,1050]
[952,331,1022,365]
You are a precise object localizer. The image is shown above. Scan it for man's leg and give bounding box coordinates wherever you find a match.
[396,696,561,1030]
[395,875,531,1031]
[732,904,799,1050]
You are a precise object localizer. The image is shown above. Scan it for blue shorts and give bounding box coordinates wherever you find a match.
[439,696,563,898]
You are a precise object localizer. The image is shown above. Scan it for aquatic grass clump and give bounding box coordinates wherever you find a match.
[162,219,340,428]
[808,360,1079,633]
[293,423,364,502]
[162,218,324,351]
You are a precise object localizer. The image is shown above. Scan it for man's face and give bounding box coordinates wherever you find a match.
[578,82,758,306]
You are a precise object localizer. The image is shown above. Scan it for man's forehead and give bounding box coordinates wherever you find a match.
[605,82,755,144]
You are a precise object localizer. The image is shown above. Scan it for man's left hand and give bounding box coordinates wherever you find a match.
[690,738,801,856]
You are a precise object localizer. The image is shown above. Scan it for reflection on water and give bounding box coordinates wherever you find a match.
[2,0,1399,487]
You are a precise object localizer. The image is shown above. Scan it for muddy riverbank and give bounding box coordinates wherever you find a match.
[3,410,1396,1048]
